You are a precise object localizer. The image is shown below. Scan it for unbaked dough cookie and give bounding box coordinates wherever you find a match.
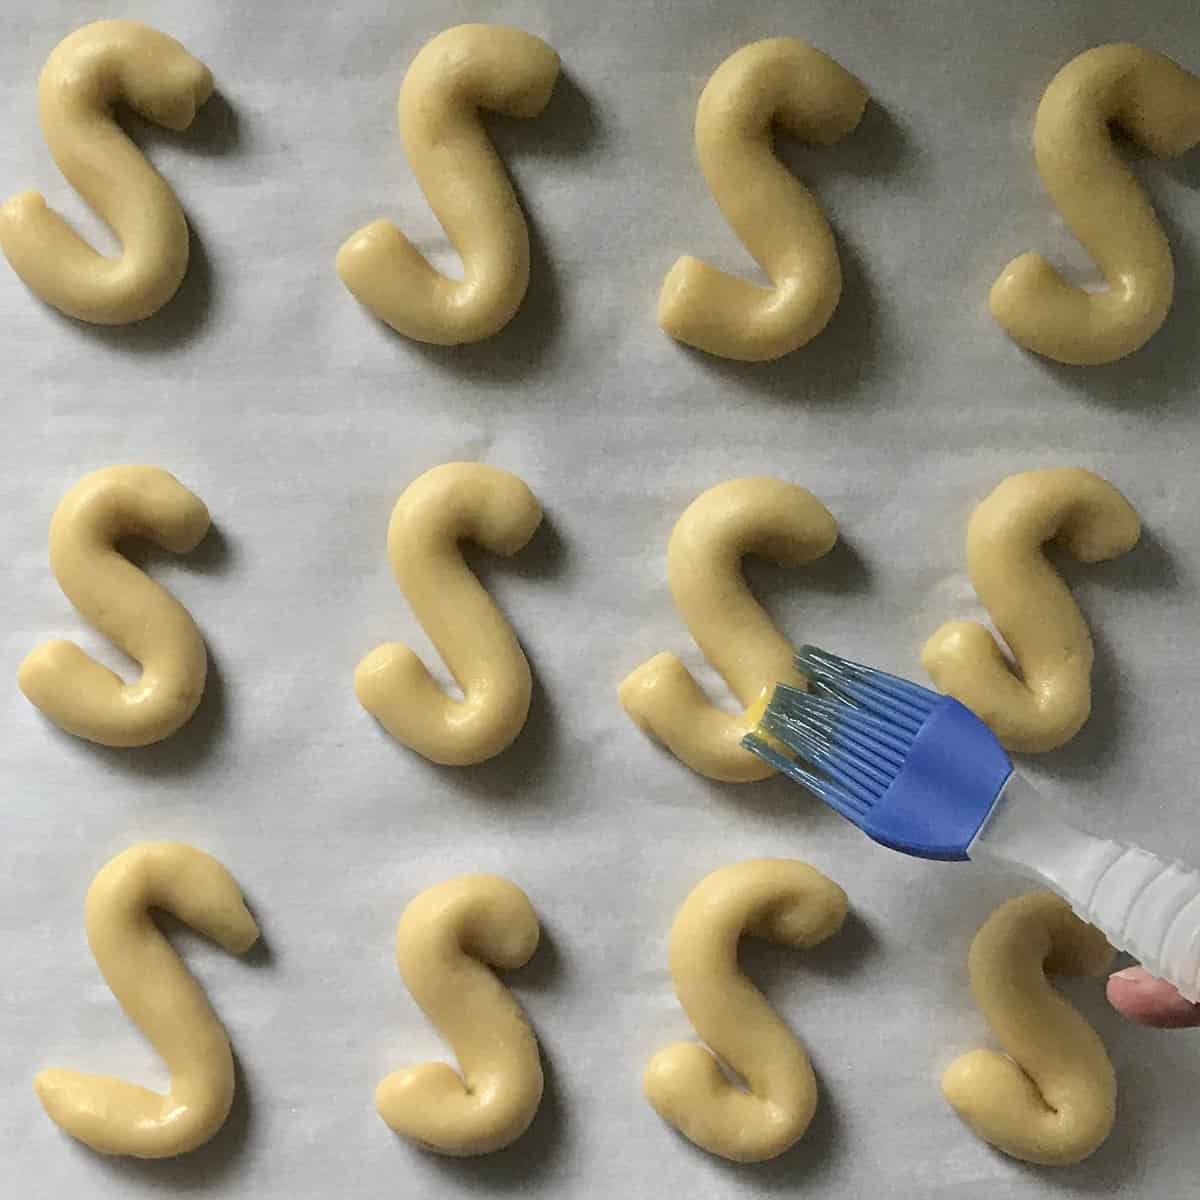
[34,842,259,1158]
[0,20,214,324]
[619,478,838,782]
[337,24,559,344]
[644,859,848,1162]
[922,467,1139,753]
[18,465,211,748]
[354,463,541,765]
[657,37,869,362]
[375,874,543,1156]
[990,44,1200,365]
[942,890,1116,1166]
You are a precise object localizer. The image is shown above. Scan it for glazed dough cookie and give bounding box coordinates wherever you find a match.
[35,842,259,1158]
[619,478,838,782]
[337,24,559,344]
[990,44,1200,365]
[942,891,1116,1166]
[18,465,211,748]
[0,20,214,324]
[375,874,543,1156]
[657,37,869,362]
[354,463,542,765]
[922,468,1139,753]
[644,859,848,1162]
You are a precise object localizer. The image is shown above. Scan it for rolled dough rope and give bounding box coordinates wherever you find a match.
[657,37,869,362]
[942,890,1116,1166]
[34,842,259,1158]
[375,874,543,1156]
[990,44,1200,365]
[355,463,542,766]
[336,24,560,345]
[18,465,211,748]
[643,858,848,1163]
[922,467,1139,754]
[0,20,214,325]
[619,478,838,782]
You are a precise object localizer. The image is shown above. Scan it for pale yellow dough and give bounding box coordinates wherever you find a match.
[644,859,847,1162]
[355,463,541,766]
[35,842,259,1158]
[922,468,1139,754]
[942,891,1116,1166]
[376,874,543,1156]
[18,465,211,748]
[336,24,559,345]
[990,44,1200,366]
[0,20,213,325]
[619,478,837,782]
[657,38,868,362]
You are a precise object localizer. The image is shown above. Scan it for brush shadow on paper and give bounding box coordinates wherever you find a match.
[1044,525,1180,785]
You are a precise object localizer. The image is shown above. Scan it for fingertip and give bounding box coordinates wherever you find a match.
[1107,967,1200,1029]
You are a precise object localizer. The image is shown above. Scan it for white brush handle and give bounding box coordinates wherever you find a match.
[970,773,1200,1003]
[1065,843,1200,1002]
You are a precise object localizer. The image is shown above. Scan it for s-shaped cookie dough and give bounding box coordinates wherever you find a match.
[0,20,214,324]
[942,891,1116,1166]
[620,478,838,782]
[644,859,848,1162]
[35,843,259,1158]
[657,38,869,361]
[337,24,559,344]
[375,874,544,1155]
[355,463,542,765]
[18,465,211,748]
[990,44,1200,365]
[922,467,1139,753]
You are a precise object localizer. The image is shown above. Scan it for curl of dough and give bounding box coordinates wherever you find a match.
[619,478,838,782]
[990,44,1200,366]
[376,874,543,1156]
[657,38,868,362]
[922,468,1139,754]
[942,891,1116,1166]
[336,24,559,344]
[644,859,847,1162]
[355,463,541,766]
[18,465,211,748]
[0,20,214,325]
[34,842,259,1158]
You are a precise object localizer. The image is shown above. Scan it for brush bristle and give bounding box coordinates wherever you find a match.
[742,646,939,821]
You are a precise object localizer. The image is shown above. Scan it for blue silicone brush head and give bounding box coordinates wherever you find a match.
[742,646,1014,861]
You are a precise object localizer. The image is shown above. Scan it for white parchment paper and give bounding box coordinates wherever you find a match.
[1,1,1199,1196]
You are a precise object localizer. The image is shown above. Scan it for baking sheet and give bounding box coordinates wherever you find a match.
[2,0,1199,1196]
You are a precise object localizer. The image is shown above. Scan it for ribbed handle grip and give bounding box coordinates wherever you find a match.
[1067,842,1200,1004]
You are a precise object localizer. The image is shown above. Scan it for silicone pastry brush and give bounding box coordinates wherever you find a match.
[742,646,1200,1002]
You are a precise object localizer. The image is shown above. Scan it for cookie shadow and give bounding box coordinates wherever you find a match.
[1041,527,1180,785]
